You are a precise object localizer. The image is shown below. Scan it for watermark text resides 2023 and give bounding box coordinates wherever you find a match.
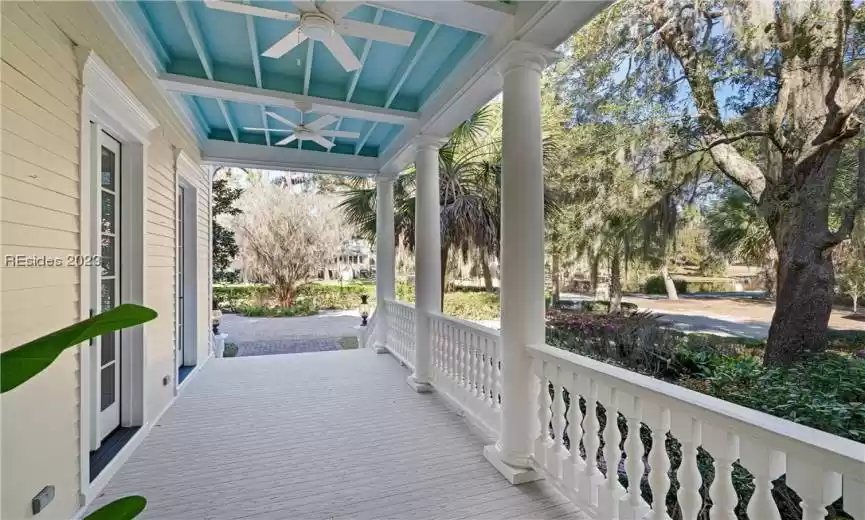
[4,255,102,267]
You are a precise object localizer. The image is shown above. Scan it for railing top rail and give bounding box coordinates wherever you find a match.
[427,309,501,341]
[528,343,865,476]
[384,298,415,309]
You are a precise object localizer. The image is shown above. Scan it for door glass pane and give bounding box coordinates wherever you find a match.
[101,147,116,190]
[101,192,116,234]
[101,236,115,276]
[101,332,116,365]
[101,279,115,310]
[100,366,115,411]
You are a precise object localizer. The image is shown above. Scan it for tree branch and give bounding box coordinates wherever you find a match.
[826,148,865,247]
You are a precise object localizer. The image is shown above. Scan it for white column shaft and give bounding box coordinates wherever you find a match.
[497,58,545,468]
[411,141,441,389]
[375,177,395,352]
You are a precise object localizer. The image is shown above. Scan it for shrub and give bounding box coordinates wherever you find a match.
[580,300,638,314]
[236,300,317,317]
[213,284,272,311]
[705,353,865,442]
[444,292,499,321]
[296,282,372,310]
[643,275,735,294]
[644,275,687,295]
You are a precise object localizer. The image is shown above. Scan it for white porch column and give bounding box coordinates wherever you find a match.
[484,45,556,484]
[374,176,395,355]
[408,136,445,393]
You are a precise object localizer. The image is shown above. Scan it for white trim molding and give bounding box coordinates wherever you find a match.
[76,48,159,144]
[76,48,157,505]
[201,139,381,176]
[159,73,420,126]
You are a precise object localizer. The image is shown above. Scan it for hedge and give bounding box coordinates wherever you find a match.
[644,275,735,295]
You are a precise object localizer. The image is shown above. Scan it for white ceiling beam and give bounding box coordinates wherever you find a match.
[244,10,271,146]
[201,139,381,176]
[368,1,513,35]
[303,40,314,96]
[336,8,383,135]
[160,73,420,125]
[176,1,238,142]
[354,122,377,155]
[385,22,438,108]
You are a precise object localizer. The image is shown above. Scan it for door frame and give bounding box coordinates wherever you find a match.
[77,49,158,498]
[95,130,123,441]
[175,177,199,371]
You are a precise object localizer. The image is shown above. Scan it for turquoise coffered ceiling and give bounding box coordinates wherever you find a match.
[118,0,484,157]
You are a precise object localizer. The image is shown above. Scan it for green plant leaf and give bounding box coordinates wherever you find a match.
[1,304,157,393]
[84,496,146,520]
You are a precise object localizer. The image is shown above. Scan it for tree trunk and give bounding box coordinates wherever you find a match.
[660,264,679,300]
[551,254,561,306]
[853,291,859,313]
[481,251,494,293]
[440,245,448,312]
[610,253,622,313]
[764,239,835,366]
[590,252,600,295]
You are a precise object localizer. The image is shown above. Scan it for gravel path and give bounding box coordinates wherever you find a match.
[220,310,364,357]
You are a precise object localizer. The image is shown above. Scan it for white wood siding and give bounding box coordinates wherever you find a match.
[0,2,208,518]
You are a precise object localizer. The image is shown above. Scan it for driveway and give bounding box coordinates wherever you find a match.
[220,310,365,356]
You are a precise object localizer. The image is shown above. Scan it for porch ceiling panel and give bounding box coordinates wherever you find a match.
[129,0,484,159]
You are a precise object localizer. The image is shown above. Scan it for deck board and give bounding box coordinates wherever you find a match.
[89,349,587,519]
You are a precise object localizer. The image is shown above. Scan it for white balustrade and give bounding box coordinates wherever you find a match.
[527,343,865,520]
[428,310,502,436]
[383,299,416,369]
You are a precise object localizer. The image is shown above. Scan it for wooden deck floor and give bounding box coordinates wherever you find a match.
[90,349,586,520]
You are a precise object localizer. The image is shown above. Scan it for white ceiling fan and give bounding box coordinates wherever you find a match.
[203,0,415,71]
[245,111,360,149]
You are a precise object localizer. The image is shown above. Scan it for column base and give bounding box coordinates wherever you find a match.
[406,375,433,393]
[373,342,388,354]
[483,445,542,485]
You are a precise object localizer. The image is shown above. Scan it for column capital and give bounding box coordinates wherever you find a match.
[412,134,449,152]
[500,41,560,76]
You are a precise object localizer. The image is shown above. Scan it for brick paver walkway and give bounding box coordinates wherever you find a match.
[220,311,364,356]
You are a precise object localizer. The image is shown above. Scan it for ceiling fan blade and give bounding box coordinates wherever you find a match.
[204,0,300,21]
[309,134,336,149]
[291,0,318,13]
[305,114,338,132]
[265,111,298,129]
[337,19,414,46]
[262,28,308,59]
[243,127,293,133]
[318,1,362,21]
[317,130,361,139]
[320,32,362,71]
[276,134,299,146]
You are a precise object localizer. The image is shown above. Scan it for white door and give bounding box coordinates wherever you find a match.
[97,131,121,440]
[176,185,185,369]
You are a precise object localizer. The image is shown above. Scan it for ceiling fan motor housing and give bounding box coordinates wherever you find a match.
[301,13,336,41]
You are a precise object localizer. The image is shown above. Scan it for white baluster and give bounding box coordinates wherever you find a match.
[551,364,567,480]
[481,338,491,405]
[620,393,650,519]
[599,384,624,517]
[468,332,477,395]
[787,457,834,520]
[843,475,865,520]
[447,323,455,378]
[671,414,702,520]
[563,370,585,493]
[534,358,553,470]
[703,428,738,520]
[644,402,670,520]
[579,377,601,507]
[493,345,502,411]
[739,438,783,520]
[474,335,483,399]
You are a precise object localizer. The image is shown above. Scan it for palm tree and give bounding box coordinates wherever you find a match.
[706,186,776,296]
[337,103,563,302]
